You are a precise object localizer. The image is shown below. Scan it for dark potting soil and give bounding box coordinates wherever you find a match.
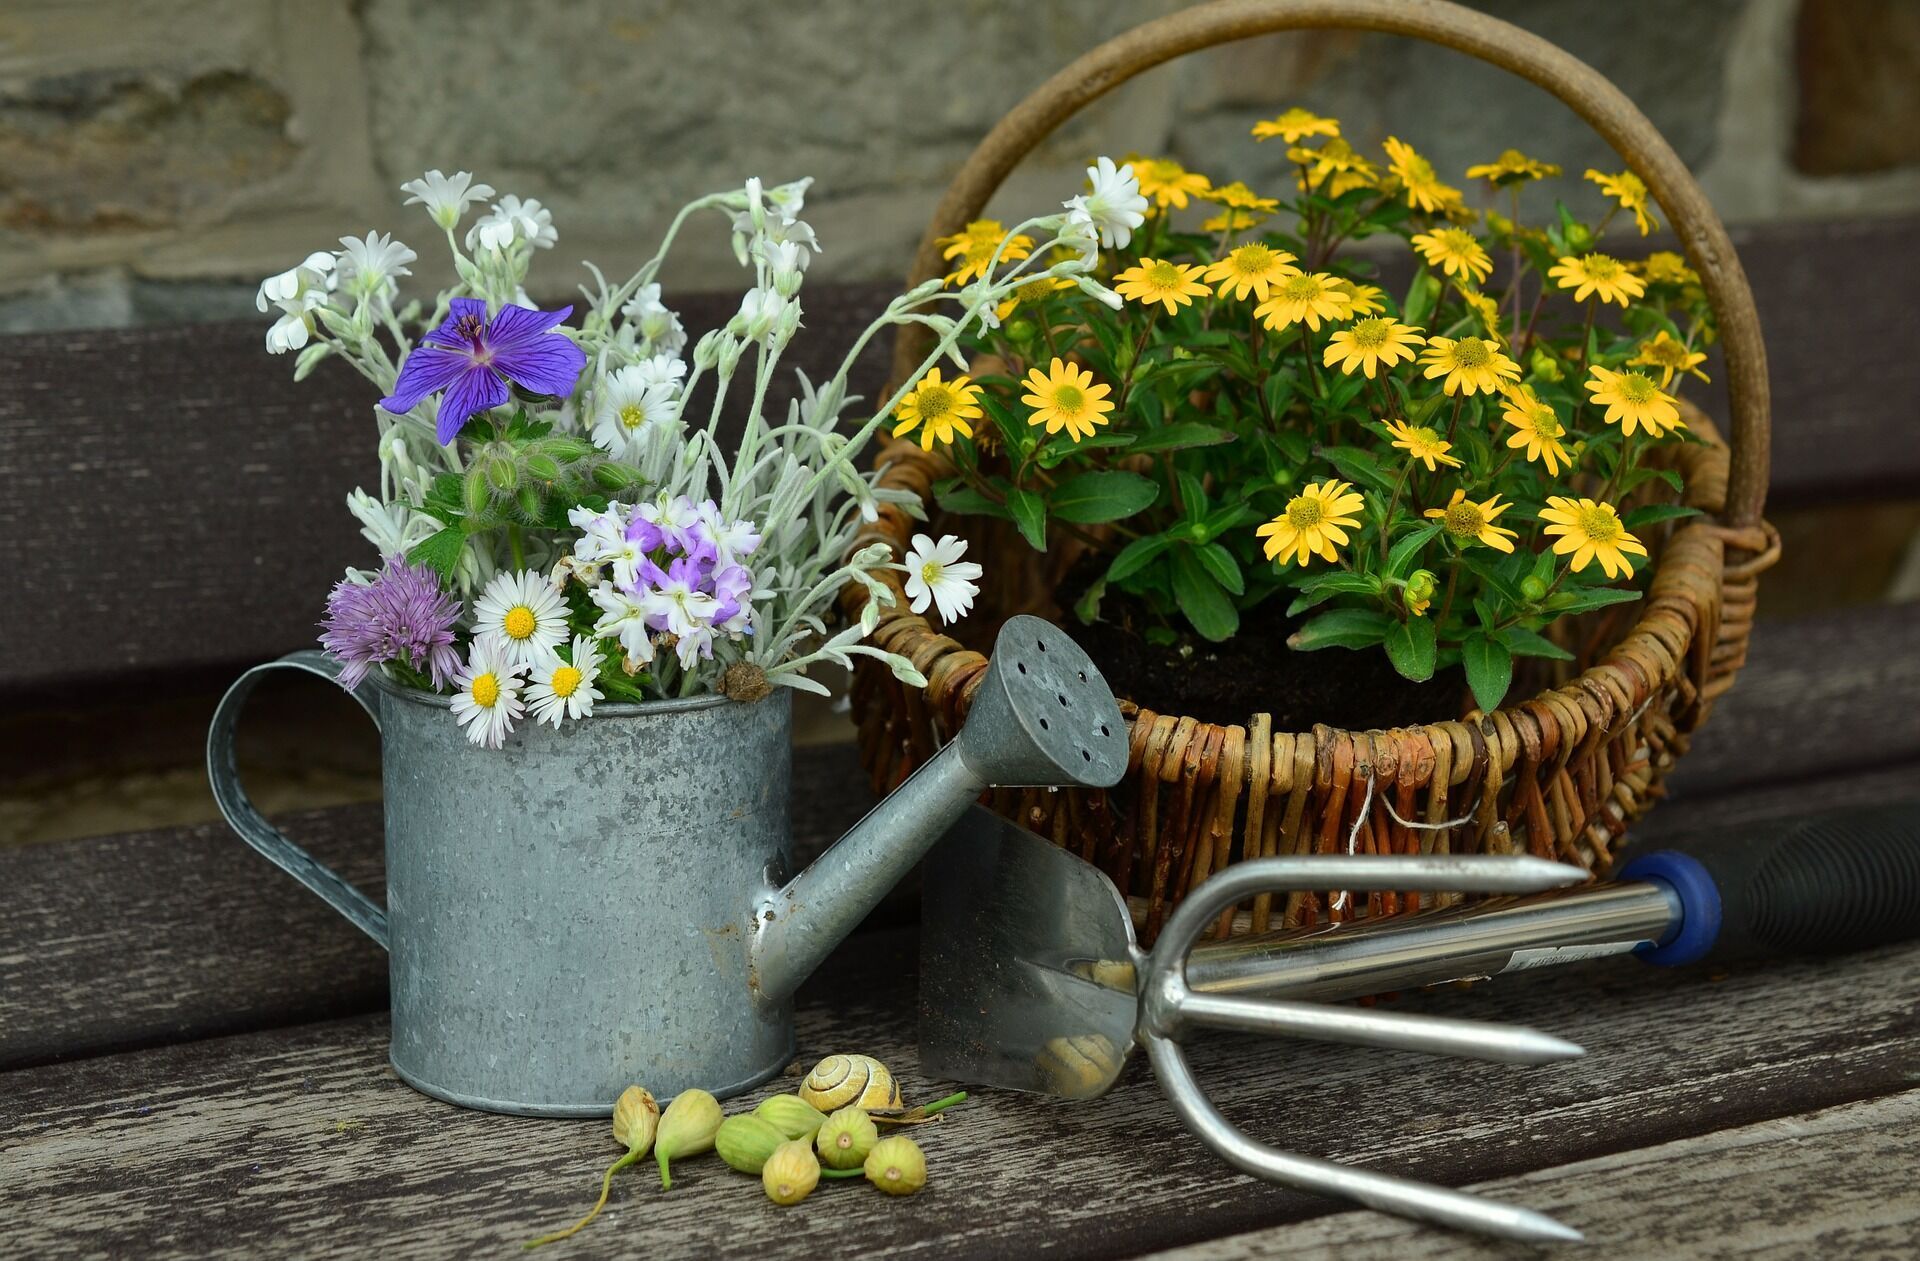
[1058,559,1463,731]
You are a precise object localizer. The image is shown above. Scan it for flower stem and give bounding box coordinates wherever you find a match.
[524,1144,645,1249]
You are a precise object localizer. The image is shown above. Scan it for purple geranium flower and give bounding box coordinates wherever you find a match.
[319,556,462,690]
[380,297,587,444]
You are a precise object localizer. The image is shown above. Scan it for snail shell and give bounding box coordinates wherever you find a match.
[798,1054,902,1112]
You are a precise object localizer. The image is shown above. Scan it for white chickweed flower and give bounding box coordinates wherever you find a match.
[335,231,416,305]
[526,636,605,728]
[1064,156,1149,250]
[256,250,337,354]
[472,569,569,667]
[466,194,557,253]
[729,286,789,344]
[902,533,983,624]
[450,639,528,749]
[621,283,690,356]
[399,170,496,231]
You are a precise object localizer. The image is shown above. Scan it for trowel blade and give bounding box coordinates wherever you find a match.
[918,805,1142,1100]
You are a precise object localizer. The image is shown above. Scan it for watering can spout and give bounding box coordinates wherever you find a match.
[749,615,1129,1005]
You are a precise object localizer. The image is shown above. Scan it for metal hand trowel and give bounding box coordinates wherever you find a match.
[919,806,1591,1244]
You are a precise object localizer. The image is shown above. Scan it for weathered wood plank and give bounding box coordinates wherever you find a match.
[1147,1089,1920,1260]
[4,930,1916,1259]
[0,743,870,1071]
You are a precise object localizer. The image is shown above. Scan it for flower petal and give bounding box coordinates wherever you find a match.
[488,303,574,347]
[381,345,471,416]
[435,366,511,444]
[495,332,588,399]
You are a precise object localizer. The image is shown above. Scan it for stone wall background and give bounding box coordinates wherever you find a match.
[2,0,1917,331]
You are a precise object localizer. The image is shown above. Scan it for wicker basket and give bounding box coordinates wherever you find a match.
[845,0,1781,943]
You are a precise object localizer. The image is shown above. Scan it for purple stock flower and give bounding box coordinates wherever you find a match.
[319,556,462,690]
[380,297,587,444]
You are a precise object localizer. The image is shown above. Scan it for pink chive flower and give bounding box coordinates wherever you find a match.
[319,557,462,690]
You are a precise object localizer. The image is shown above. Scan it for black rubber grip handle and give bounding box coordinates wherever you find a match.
[1649,802,1920,960]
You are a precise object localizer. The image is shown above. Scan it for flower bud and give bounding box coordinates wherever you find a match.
[863,1136,927,1196]
[814,1106,878,1171]
[612,1086,659,1153]
[1520,574,1550,601]
[1529,345,1564,383]
[715,1114,787,1174]
[654,1088,723,1189]
[761,1139,820,1206]
[693,329,726,371]
[1564,222,1594,252]
[754,1094,827,1140]
[1405,569,1438,603]
[1004,317,1038,344]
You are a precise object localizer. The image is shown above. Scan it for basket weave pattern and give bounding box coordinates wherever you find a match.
[845,0,1781,941]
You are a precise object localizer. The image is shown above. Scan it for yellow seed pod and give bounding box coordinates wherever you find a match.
[1034,1033,1123,1100]
[798,1054,902,1112]
[654,1088,723,1190]
[715,1114,786,1175]
[815,1105,878,1171]
[761,1139,820,1206]
[863,1135,927,1196]
[611,1086,659,1154]
[754,1093,827,1140]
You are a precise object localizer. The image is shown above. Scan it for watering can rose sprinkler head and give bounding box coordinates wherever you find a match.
[748,615,1129,1005]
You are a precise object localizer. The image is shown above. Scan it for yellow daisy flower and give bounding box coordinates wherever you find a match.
[1383,136,1463,214]
[1021,358,1114,442]
[891,366,983,452]
[1128,155,1213,209]
[1385,419,1461,471]
[1419,336,1520,396]
[1585,168,1659,236]
[1332,280,1385,316]
[1200,180,1281,213]
[1256,479,1367,567]
[1410,227,1493,283]
[1637,251,1700,288]
[1585,365,1683,438]
[994,275,1074,323]
[1113,257,1213,314]
[1539,496,1648,579]
[1254,270,1353,332]
[1455,283,1503,336]
[1465,149,1563,186]
[1202,241,1299,301]
[1628,330,1711,386]
[1499,385,1572,476]
[1252,107,1340,144]
[1290,138,1378,196]
[939,219,1033,285]
[1425,489,1518,553]
[1323,317,1425,378]
[1548,252,1647,307]
[1201,206,1272,233]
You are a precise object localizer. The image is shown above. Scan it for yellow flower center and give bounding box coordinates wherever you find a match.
[1644,340,1686,366]
[1618,373,1659,404]
[1444,502,1486,537]
[1146,260,1183,287]
[619,403,647,430]
[1437,229,1475,254]
[1147,159,1183,182]
[471,672,500,708]
[1404,154,1437,183]
[1452,339,1491,368]
[1531,409,1563,439]
[1584,255,1624,280]
[549,665,582,699]
[1286,496,1324,529]
[1014,278,1055,303]
[1281,273,1321,300]
[920,560,943,585]
[1407,425,1443,450]
[503,605,537,640]
[916,385,953,422]
[1351,318,1391,348]
[1051,384,1084,414]
[1578,505,1622,542]
[1231,244,1275,274]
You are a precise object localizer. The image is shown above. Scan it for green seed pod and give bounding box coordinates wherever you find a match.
[593,461,640,490]
[463,466,492,518]
[715,1114,786,1175]
[761,1139,820,1206]
[754,1094,827,1141]
[485,453,520,493]
[524,453,561,481]
[612,1086,659,1154]
[515,485,543,520]
[863,1136,926,1196]
[814,1106,878,1171]
[544,435,596,461]
[655,1088,722,1189]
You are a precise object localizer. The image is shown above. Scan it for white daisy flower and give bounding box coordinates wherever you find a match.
[902,533,984,624]
[334,231,416,306]
[449,639,528,749]
[472,569,569,667]
[400,169,496,231]
[526,636,605,728]
[466,194,557,253]
[1064,156,1148,250]
[590,365,682,460]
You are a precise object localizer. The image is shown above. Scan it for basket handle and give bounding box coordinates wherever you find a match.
[892,0,1770,530]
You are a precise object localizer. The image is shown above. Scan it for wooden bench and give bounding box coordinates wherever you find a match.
[3,217,1918,1257]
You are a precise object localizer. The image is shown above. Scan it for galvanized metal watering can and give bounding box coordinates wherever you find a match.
[208,614,1127,1116]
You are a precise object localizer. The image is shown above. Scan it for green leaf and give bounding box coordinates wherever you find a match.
[1289,608,1392,652]
[1546,585,1644,614]
[1385,524,1441,578]
[1286,571,1380,616]
[1462,632,1513,711]
[1171,548,1239,642]
[1007,487,1047,552]
[1193,542,1245,596]
[1403,269,1442,328]
[1317,445,1395,495]
[1128,423,1236,454]
[1623,503,1703,530]
[1106,532,1174,584]
[1073,573,1108,624]
[1496,626,1575,661]
[936,484,1013,520]
[421,474,466,526]
[1050,470,1160,524]
[407,526,467,582]
[1385,615,1438,682]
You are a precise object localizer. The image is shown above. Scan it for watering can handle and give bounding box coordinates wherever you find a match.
[206,649,389,949]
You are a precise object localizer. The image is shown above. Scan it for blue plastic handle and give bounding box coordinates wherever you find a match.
[1616,850,1722,967]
